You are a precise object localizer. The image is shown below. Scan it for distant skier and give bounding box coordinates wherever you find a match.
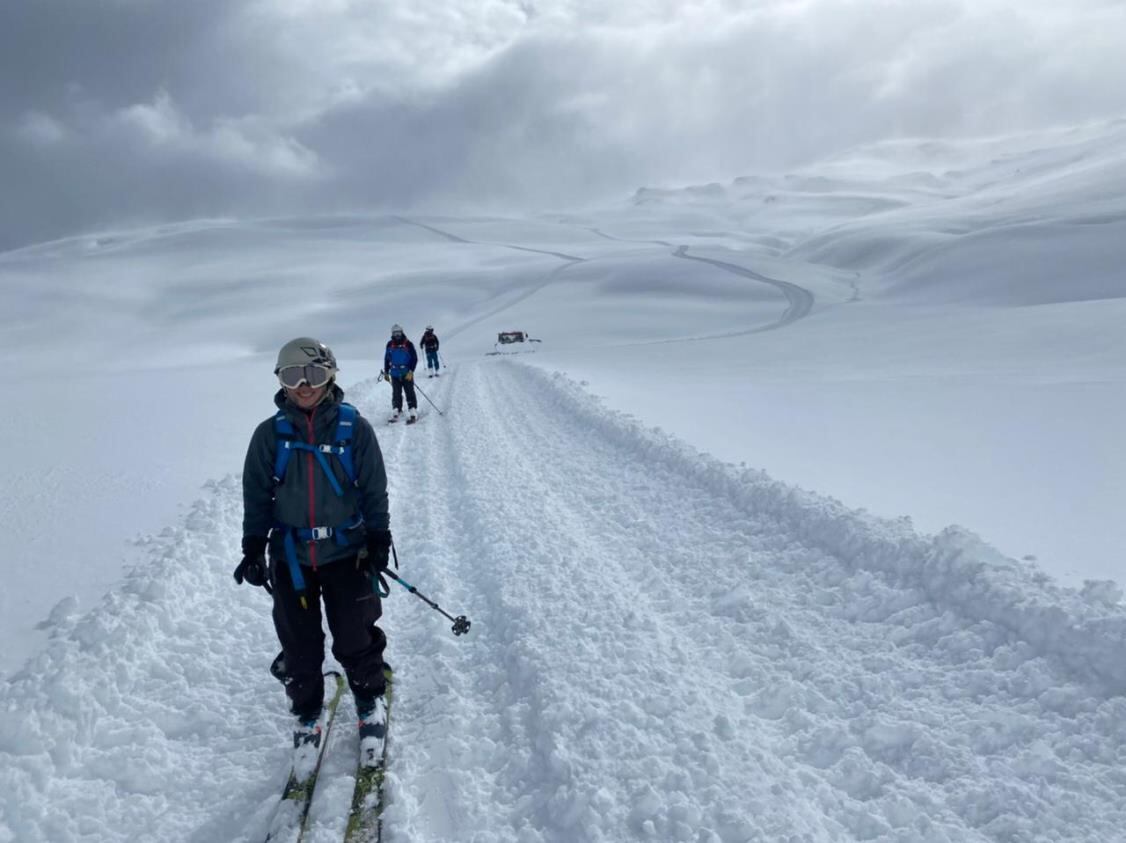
[383,324,418,423]
[420,325,441,377]
[235,337,391,762]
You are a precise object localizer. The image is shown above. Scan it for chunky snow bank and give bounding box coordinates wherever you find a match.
[522,363,1126,696]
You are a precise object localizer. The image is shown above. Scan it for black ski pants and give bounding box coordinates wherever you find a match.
[271,553,387,720]
[391,376,417,411]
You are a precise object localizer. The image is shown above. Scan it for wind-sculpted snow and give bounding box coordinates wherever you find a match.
[0,363,1123,842]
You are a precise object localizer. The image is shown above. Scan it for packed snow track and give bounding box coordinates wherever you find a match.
[0,360,1123,842]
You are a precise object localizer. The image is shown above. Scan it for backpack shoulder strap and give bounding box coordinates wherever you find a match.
[334,403,358,485]
[272,411,298,484]
[272,404,359,489]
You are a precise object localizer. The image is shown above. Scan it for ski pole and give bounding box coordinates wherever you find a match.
[388,571,471,636]
[364,543,470,636]
[412,381,445,416]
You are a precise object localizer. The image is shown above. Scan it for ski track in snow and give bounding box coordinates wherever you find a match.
[442,261,576,345]
[672,247,815,331]
[587,227,675,248]
[391,217,586,344]
[397,216,818,346]
[394,216,587,263]
[1,361,1125,842]
[587,227,817,340]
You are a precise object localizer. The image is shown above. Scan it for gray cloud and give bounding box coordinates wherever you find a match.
[2,0,1125,248]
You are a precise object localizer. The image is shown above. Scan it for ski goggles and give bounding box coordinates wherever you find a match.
[277,363,334,389]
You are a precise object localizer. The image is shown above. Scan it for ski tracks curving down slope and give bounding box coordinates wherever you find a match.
[0,361,1123,843]
[672,246,814,332]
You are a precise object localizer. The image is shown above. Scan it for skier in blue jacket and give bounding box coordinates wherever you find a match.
[383,324,418,423]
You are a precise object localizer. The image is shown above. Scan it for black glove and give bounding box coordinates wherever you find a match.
[359,529,392,575]
[234,535,271,591]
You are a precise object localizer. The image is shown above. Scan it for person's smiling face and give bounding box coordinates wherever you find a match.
[285,383,327,411]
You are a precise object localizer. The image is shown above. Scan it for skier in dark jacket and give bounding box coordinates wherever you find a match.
[420,325,440,377]
[383,324,418,423]
[236,337,391,757]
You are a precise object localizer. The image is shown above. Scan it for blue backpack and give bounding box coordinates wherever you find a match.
[271,403,363,605]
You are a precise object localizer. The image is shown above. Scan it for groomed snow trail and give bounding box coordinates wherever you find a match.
[0,360,1123,843]
[365,362,1126,843]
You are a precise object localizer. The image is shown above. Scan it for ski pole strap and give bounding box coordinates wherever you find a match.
[370,571,391,598]
[366,539,397,598]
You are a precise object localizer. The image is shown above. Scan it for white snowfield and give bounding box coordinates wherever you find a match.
[2,362,1123,843]
[0,118,1123,842]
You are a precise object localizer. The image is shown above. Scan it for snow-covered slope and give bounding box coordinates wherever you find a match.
[2,362,1123,842]
[627,119,1126,305]
[1,119,1124,841]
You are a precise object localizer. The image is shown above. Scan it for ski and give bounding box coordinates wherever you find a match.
[345,666,394,843]
[265,671,347,843]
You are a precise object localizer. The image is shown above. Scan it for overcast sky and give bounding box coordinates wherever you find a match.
[2,0,1125,249]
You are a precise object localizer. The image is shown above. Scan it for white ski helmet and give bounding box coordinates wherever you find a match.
[426,325,434,331]
[274,337,338,377]
[391,324,404,336]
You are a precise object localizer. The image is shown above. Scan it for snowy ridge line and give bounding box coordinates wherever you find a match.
[511,362,1126,695]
